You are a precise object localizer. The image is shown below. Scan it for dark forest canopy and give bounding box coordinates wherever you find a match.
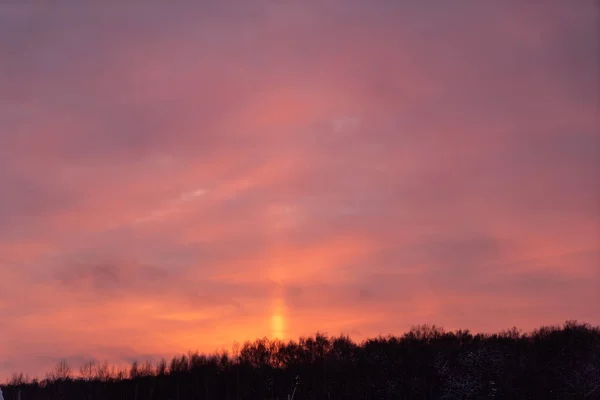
[2,321,599,399]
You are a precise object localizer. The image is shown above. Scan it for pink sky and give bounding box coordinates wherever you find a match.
[0,0,599,379]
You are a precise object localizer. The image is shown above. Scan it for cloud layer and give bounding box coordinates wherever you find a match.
[1,0,599,378]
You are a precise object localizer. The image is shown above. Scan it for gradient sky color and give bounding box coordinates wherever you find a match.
[1,0,599,379]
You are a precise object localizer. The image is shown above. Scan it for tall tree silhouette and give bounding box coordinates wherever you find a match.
[1,321,599,399]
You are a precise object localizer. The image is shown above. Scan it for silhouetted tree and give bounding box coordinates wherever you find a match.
[79,361,96,381]
[2,321,599,400]
[46,359,72,382]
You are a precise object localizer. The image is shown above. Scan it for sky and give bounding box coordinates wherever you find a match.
[1,0,599,379]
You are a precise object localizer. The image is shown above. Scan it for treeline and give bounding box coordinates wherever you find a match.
[1,321,599,399]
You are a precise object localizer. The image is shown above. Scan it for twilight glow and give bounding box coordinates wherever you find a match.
[0,0,599,378]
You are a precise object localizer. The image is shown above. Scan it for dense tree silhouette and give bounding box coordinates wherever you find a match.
[1,321,599,399]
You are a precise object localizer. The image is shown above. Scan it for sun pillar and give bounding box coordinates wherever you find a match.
[271,295,286,340]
